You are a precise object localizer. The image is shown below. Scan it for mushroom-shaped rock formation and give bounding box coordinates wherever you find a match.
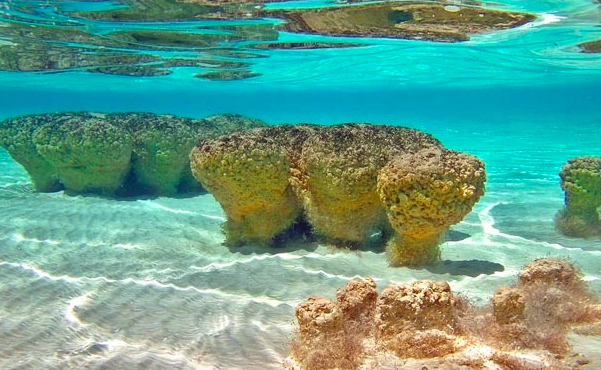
[32,113,133,195]
[190,128,302,246]
[0,112,266,197]
[120,113,202,196]
[555,156,601,238]
[0,113,62,192]
[377,148,487,266]
[191,123,485,266]
[296,124,442,245]
[288,259,601,370]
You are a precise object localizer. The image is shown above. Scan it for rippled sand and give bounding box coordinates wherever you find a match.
[1,112,601,369]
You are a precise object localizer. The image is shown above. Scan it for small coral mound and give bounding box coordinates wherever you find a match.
[292,279,377,370]
[555,156,601,237]
[287,258,601,370]
[191,123,485,266]
[0,112,265,196]
[376,280,458,358]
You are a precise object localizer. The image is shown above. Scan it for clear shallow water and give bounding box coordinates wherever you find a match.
[1,0,601,369]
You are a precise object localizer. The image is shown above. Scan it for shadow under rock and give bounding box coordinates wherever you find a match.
[444,230,471,242]
[225,219,320,255]
[423,259,505,277]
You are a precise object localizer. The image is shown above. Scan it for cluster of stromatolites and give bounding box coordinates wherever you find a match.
[0,112,265,196]
[288,258,601,370]
[190,123,486,266]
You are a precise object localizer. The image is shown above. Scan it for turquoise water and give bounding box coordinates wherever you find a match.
[1,0,601,369]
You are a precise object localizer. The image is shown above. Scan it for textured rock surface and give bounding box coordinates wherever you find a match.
[336,278,378,334]
[492,287,525,325]
[555,156,601,237]
[518,258,580,287]
[190,128,301,245]
[376,280,454,335]
[297,124,442,244]
[0,114,61,192]
[0,112,265,196]
[32,113,133,195]
[296,296,345,344]
[288,259,601,370]
[191,123,485,265]
[378,148,486,266]
[265,3,535,43]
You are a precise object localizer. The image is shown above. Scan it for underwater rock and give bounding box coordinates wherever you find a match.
[0,112,266,196]
[296,124,443,246]
[191,123,485,265]
[336,278,378,334]
[31,113,133,195]
[555,156,601,238]
[376,280,458,358]
[194,70,262,81]
[288,258,601,370]
[296,297,345,344]
[247,42,365,50]
[189,127,302,245]
[0,114,62,192]
[579,39,601,53]
[265,3,535,43]
[518,257,580,287]
[293,295,367,370]
[378,148,486,266]
[118,113,204,196]
[492,287,525,325]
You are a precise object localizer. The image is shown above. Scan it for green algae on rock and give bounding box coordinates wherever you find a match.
[195,70,262,80]
[247,42,365,50]
[579,39,601,53]
[32,114,133,195]
[0,22,261,77]
[264,3,535,42]
[66,0,220,21]
[555,156,601,238]
[0,112,266,197]
[190,124,486,266]
[0,114,62,192]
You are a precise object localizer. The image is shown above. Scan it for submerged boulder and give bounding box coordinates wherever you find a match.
[555,156,601,237]
[378,148,486,266]
[119,113,205,196]
[190,127,302,246]
[0,112,266,196]
[0,114,62,192]
[296,124,442,245]
[32,113,133,195]
[191,123,486,266]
